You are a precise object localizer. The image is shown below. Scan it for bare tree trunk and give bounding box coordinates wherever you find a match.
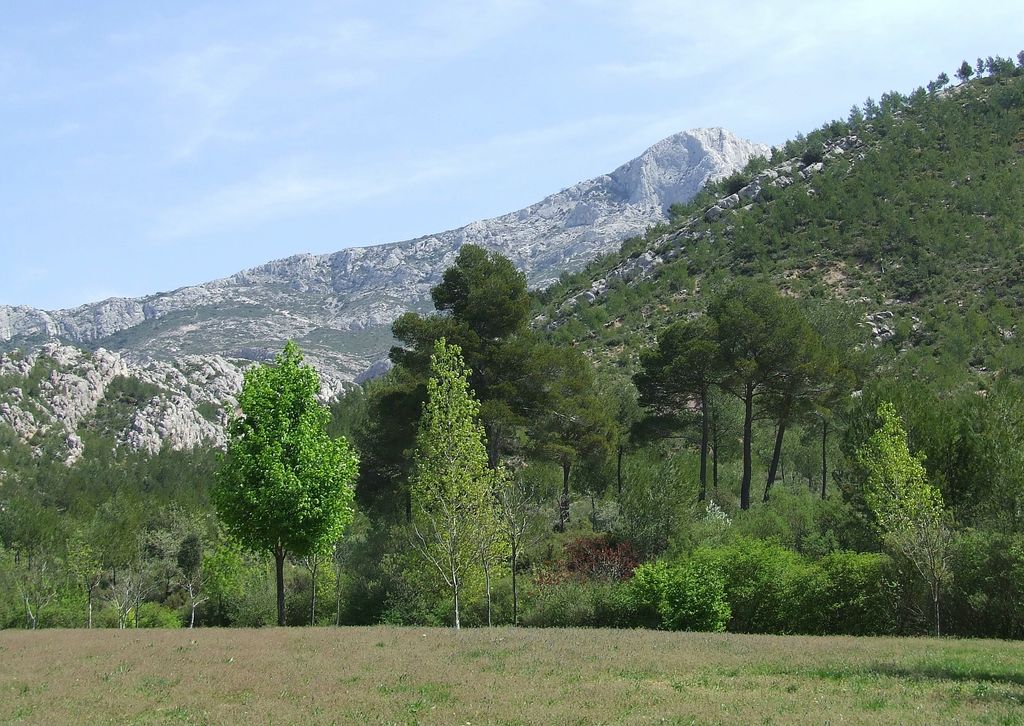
[24,597,36,630]
[274,545,286,627]
[511,545,519,626]
[698,391,709,501]
[933,582,941,637]
[741,386,754,510]
[763,420,787,503]
[452,581,461,630]
[820,419,829,500]
[558,461,571,531]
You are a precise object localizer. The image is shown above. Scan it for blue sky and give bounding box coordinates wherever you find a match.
[2,1,1021,310]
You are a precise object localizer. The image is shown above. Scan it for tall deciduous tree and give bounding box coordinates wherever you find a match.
[213,341,358,626]
[497,473,539,625]
[408,339,501,629]
[857,402,953,636]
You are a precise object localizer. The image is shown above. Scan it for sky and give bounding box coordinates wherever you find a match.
[2,1,1021,310]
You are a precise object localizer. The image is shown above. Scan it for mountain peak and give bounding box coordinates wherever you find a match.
[610,128,768,207]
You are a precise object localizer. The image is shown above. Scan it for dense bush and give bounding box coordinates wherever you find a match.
[698,538,804,633]
[945,529,1024,639]
[636,541,898,635]
[136,602,182,628]
[788,552,898,635]
[631,560,730,632]
[564,536,639,581]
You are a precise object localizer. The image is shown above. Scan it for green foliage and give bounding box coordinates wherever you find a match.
[697,538,804,633]
[787,552,897,635]
[945,529,1024,639]
[136,602,182,628]
[631,559,730,632]
[215,341,358,558]
[214,340,357,625]
[407,339,502,628]
[856,402,952,634]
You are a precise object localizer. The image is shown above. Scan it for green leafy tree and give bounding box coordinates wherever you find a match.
[391,244,535,468]
[203,536,247,625]
[408,339,501,629]
[66,528,103,628]
[497,473,541,625]
[601,376,643,497]
[857,402,953,635]
[213,341,358,626]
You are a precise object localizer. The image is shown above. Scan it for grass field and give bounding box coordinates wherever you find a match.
[2,627,1023,725]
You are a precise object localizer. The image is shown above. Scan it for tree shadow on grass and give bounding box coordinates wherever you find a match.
[868,663,1024,688]
[865,662,1024,705]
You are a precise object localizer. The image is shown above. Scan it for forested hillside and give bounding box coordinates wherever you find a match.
[3,54,1024,639]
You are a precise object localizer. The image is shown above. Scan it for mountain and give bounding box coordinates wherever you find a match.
[0,128,767,386]
[0,128,766,461]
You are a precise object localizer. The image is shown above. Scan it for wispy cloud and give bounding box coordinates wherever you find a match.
[153,111,682,241]
[154,157,466,240]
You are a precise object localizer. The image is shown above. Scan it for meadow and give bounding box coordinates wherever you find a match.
[2,627,1023,724]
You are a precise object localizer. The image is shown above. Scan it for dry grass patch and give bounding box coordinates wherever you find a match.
[2,627,1023,724]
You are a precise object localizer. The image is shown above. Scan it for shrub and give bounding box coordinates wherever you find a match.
[659,560,730,632]
[722,172,748,196]
[521,580,595,627]
[784,552,896,635]
[629,561,670,629]
[38,589,87,628]
[946,529,1024,639]
[630,560,730,632]
[801,144,824,165]
[701,538,804,633]
[136,602,182,628]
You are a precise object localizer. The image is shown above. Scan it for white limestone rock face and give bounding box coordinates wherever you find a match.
[0,128,768,385]
[121,394,226,455]
[0,345,251,463]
